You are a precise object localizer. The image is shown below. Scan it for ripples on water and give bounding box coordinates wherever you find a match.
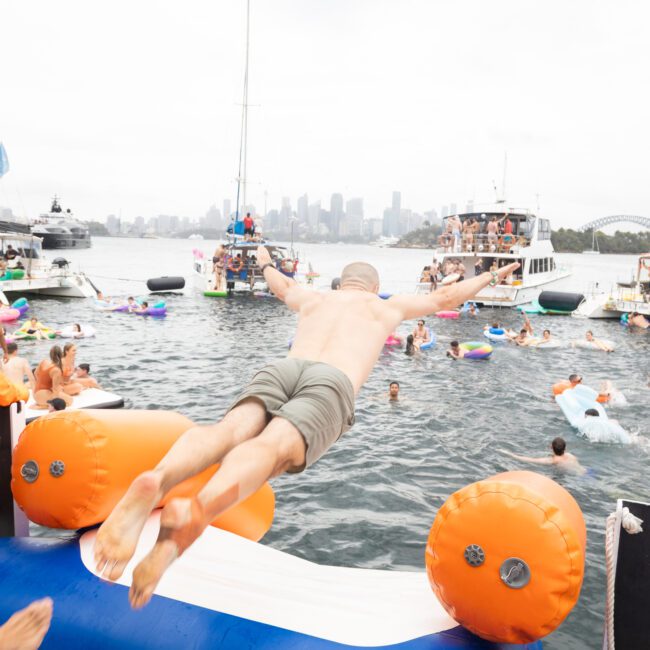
[12,239,649,650]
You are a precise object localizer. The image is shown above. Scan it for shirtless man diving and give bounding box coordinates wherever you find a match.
[94,246,518,609]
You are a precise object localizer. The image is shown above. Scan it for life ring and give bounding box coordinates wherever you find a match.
[459,342,492,359]
[228,257,243,273]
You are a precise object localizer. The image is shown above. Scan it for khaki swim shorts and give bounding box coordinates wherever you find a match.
[229,358,355,471]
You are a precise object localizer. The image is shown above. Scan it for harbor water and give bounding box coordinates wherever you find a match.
[11,238,649,649]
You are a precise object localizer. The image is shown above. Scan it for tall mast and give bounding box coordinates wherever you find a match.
[235,0,251,222]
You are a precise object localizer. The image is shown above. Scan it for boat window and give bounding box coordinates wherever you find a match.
[543,258,548,272]
[537,219,551,241]
[551,258,556,271]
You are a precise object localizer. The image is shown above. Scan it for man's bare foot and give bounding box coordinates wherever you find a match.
[94,471,163,581]
[0,598,53,650]
[129,498,206,609]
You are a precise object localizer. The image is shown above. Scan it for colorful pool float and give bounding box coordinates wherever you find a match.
[460,342,493,359]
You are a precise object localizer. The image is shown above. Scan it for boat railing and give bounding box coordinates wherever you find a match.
[436,233,529,255]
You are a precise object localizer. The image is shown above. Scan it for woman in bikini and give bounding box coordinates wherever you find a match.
[61,343,85,396]
[33,346,74,409]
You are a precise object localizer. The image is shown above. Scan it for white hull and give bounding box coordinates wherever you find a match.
[0,274,95,303]
[575,293,650,319]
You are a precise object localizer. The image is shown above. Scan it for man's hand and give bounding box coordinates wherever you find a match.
[257,245,272,267]
[495,262,519,282]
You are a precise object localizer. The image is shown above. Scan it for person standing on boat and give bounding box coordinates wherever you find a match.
[486,217,499,251]
[243,212,255,240]
[93,249,518,609]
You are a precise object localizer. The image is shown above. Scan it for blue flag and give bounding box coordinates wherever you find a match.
[0,143,9,178]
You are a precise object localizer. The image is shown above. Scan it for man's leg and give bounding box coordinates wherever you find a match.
[94,399,268,580]
[129,416,306,609]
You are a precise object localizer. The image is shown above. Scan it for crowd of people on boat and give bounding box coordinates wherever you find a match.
[437,214,525,254]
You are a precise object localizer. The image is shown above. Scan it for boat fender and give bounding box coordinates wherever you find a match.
[378,292,392,300]
[146,276,185,292]
[11,409,275,541]
[426,470,585,644]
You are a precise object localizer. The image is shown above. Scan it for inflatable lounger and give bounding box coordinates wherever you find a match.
[24,388,124,423]
[555,385,630,444]
[0,513,541,649]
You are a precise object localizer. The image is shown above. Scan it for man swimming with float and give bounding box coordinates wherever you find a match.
[94,247,518,608]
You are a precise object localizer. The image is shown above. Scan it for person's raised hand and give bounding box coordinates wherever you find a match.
[495,262,519,282]
[256,245,272,266]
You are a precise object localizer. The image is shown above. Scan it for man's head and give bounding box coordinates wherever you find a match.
[519,329,528,336]
[543,329,551,338]
[128,296,135,303]
[6,342,17,356]
[30,317,37,324]
[450,340,459,349]
[76,363,90,377]
[389,381,399,398]
[340,262,380,293]
[551,437,566,456]
[142,301,149,308]
[47,398,66,412]
[585,408,600,417]
[586,330,594,341]
[569,373,582,385]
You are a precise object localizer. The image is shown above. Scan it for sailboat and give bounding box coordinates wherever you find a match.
[583,229,601,255]
[192,0,305,297]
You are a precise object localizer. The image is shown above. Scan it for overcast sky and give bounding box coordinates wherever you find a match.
[1,0,649,229]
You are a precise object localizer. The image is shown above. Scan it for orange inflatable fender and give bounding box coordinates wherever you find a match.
[0,373,29,406]
[552,380,572,395]
[425,471,585,644]
[11,409,274,541]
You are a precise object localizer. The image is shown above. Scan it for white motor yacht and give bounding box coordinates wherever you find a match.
[421,203,570,307]
[0,232,95,304]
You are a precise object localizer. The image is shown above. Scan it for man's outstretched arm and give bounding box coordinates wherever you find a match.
[389,263,519,321]
[500,450,552,465]
[257,246,317,311]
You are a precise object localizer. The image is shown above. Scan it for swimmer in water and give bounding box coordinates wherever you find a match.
[131,301,149,315]
[94,251,518,609]
[627,312,649,329]
[501,437,586,475]
[404,334,419,356]
[412,320,430,349]
[388,381,400,401]
[467,303,477,316]
[534,329,553,346]
[446,340,465,359]
[585,330,614,352]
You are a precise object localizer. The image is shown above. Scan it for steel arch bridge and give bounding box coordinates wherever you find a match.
[578,215,650,232]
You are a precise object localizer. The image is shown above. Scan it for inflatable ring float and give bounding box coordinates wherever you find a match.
[228,257,243,273]
[460,342,493,359]
[436,311,460,319]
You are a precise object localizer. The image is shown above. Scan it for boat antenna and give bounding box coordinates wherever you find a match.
[501,151,507,203]
[234,0,251,225]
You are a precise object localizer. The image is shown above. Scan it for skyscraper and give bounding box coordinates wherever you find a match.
[330,193,344,237]
[223,199,232,222]
[345,197,363,236]
[392,191,401,214]
[297,194,309,225]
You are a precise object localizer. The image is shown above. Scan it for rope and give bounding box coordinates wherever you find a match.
[88,273,147,283]
[604,507,644,650]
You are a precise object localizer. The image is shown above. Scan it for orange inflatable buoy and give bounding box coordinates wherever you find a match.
[552,380,572,395]
[425,471,585,644]
[0,373,29,406]
[11,409,274,541]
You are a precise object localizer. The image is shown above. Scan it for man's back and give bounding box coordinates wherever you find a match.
[288,290,400,392]
[3,356,28,385]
